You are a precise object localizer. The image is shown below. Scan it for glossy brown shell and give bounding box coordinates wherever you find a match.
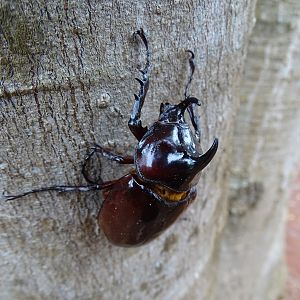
[99,174,197,247]
[135,121,202,192]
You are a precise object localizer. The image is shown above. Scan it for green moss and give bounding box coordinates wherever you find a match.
[0,3,45,56]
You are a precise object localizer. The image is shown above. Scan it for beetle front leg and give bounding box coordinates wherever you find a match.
[128,28,151,141]
[184,50,201,141]
[187,98,201,142]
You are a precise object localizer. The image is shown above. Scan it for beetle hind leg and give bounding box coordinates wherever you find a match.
[128,28,151,141]
[3,181,117,202]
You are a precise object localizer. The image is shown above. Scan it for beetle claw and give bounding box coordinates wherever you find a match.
[135,78,144,86]
[3,195,17,202]
[186,49,195,59]
[133,28,143,39]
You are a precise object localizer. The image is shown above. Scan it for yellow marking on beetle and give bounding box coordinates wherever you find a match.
[153,185,188,202]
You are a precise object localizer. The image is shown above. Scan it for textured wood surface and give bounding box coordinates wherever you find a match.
[215,1,300,300]
[286,170,300,299]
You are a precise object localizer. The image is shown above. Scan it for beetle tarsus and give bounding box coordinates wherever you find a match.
[128,28,151,141]
[184,50,195,99]
[186,97,201,141]
[135,28,150,73]
[183,50,201,141]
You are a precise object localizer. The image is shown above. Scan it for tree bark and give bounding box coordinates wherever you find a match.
[1,0,297,299]
[215,1,300,300]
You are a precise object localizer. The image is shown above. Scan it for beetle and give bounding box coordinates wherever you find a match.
[3,29,218,247]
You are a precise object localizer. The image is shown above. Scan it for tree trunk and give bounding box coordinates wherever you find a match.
[1,0,298,299]
[215,1,300,300]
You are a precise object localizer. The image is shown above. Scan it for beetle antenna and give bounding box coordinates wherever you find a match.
[184,50,195,99]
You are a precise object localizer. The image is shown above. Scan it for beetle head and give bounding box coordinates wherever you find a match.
[158,97,199,124]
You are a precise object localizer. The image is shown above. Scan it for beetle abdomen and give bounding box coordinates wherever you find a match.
[99,174,196,247]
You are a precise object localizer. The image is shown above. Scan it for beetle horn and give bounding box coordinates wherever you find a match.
[195,138,218,171]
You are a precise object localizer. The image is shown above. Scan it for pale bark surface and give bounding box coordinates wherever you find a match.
[1,0,297,300]
[215,1,300,300]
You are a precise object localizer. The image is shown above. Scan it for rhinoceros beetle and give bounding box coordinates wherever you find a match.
[4,29,218,247]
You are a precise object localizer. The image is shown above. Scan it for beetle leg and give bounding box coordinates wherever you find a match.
[184,50,201,141]
[82,148,104,184]
[82,145,134,184]
[90,144,134,164]
[128,28,151,141]
[3,180,117,202]
[187,100,201,142]
[184,50,195,100]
